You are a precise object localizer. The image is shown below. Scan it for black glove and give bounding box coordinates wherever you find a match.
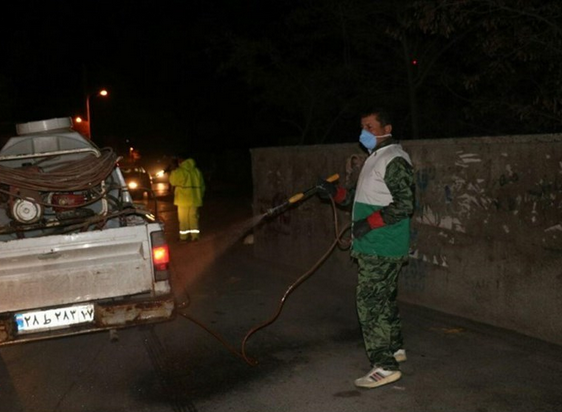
[352,219,372,239]
[316,178,337,200]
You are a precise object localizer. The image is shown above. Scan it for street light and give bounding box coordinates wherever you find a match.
[73,116,87,136]
[85,89,108,139]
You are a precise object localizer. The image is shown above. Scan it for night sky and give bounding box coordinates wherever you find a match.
[2,1,561,164]
[0,1,279,158]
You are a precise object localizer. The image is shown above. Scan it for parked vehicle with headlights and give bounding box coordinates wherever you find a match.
[119,163,153,199]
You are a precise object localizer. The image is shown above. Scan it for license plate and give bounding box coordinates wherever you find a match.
[15,304,95,334]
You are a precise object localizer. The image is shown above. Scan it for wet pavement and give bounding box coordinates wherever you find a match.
[154,191,562,412]
[0,190,559,412]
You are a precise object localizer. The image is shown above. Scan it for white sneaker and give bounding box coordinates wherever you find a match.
[394,349,407,363]
[354,366,402,389]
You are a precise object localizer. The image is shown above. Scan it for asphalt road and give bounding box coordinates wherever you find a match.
[0,190,561,412]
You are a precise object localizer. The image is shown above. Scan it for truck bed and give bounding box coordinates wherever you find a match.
[0,224,158,313]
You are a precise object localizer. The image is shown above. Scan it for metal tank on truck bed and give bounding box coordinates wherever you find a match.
[0,117,175,345]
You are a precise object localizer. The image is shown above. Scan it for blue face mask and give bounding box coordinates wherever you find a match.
[359,129,377,151]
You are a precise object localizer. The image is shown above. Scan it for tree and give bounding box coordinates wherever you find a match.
[408,0,562,135]
[221,0,411,144]
[220,0,562,144]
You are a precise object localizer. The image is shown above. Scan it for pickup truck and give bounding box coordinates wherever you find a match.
[0,117,175,346]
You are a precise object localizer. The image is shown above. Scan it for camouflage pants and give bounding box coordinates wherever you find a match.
[353,252,406,370]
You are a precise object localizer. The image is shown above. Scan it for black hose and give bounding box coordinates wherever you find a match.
[240,225,350,365]
[179,196,351,366]
[0,148,118,191]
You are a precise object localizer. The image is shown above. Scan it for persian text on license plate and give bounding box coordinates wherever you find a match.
[15,304,95,334]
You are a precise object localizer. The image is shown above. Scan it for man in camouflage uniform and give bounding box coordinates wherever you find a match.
[318,108,414,389]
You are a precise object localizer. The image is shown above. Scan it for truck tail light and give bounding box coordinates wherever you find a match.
[150,231,170,281]
[153,245,169,269]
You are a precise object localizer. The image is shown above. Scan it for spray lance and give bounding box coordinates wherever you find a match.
[177,172,351,366]
[238,172,351,364]
[264,173,340,218]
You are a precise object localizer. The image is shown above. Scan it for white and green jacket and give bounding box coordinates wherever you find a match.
[352,140,414,258]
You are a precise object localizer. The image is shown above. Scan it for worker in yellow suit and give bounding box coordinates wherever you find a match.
[169,157,206,242]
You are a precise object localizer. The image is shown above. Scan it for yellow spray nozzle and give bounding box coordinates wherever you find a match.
[265,173,340,217]
[288,193,305,204]
[325,173,339,183]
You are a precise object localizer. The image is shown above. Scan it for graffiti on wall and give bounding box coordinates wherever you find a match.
[416,151,561,229]
[414,151,501,234]
[260,169,292,235]
[345,154,366,188]
[403,222,451,292]
[402,258,428,292]
[411,148,562,269]
[492,153,562,244]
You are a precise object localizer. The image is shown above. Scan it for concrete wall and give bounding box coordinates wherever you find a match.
[250,134,562,345]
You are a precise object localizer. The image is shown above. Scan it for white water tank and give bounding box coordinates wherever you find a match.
[0,118,100,168]
[0,117,99,159]
[16,117,73,135]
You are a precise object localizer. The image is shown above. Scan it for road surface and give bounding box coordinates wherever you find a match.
[0,190,561,412]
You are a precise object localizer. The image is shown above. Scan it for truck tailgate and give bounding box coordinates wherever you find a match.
[0,225,156,313]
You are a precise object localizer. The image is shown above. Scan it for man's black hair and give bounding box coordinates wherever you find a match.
[360,108,392,127]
